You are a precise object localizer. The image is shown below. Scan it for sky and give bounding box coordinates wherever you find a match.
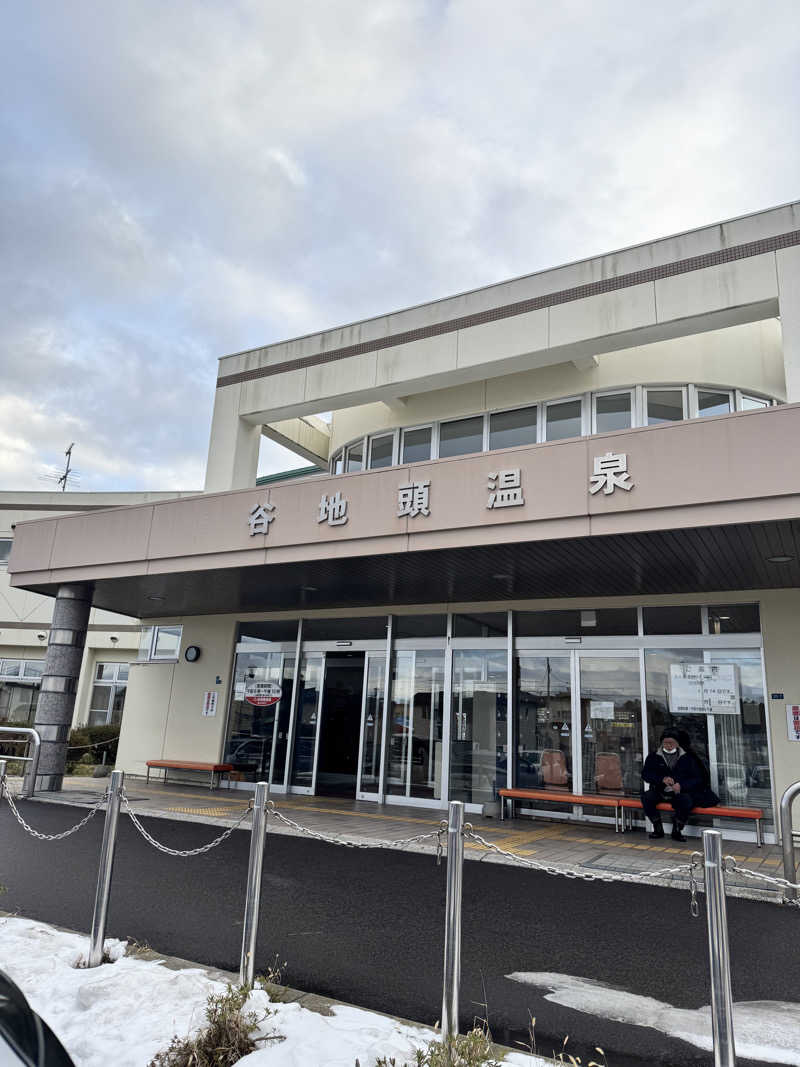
[1,0,798,492]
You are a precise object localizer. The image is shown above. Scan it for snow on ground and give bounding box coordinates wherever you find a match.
[507,971,800,1065]
[0,917,545,1066]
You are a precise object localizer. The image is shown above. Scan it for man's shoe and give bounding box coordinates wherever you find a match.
[648,823,664,839]
[671,826,688,842]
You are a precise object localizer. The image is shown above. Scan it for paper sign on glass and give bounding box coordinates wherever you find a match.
[669,663,739,715]
[590,700,615,720]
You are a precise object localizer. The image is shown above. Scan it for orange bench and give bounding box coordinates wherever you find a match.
[146,759,233,790]
[498,788,625,831]
[619,796,764,846]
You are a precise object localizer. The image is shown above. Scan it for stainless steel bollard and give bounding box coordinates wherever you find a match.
[703,829,736,1067]
[0,759,6,806]
[779,780,800,901]
[239,781,269,987]
[88,769,124,967]
[441,800,464,1048]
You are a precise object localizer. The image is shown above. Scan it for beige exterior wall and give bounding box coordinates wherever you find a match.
[329,319,784,451]
[115,615,236,777]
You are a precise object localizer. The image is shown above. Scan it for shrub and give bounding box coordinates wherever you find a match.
[67,724,120,767]
[148,985,279,1067]
[371,1028,502,1067]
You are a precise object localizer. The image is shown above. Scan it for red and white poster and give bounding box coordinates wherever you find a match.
[787,704,800,742]
[244,681,282,707]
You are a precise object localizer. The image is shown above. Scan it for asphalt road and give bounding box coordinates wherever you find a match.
[1,801,797,1067]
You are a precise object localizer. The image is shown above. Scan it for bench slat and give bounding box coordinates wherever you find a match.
[146,760,233,772]
[498,788,620,807]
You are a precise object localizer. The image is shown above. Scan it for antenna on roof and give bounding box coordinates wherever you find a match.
[39,443,81,492]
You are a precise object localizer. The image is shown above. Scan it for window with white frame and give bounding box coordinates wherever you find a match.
[368,433,395,469]
[593,391,632,433]
[696,389,732,417]
[489,406,537,451]
[0,539,12,565]
[401,426,433,464]
[328,383,776,474]
[545,398,583,441]
[345,440,364,473]
[438,415,484,458]
[646,388,685,425]
[88,662,129,726]
[138,625,183,661]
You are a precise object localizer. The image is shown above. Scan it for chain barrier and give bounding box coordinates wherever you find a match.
[267,801,447,858]
[2,775,109,841]
[120,789,254,857]
[722,855,800,904]
[462,825,701,913]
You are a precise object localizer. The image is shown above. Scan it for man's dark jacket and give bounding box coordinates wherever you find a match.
[642,751,719,806]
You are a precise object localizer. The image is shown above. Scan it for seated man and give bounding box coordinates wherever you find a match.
[641,729,717,841]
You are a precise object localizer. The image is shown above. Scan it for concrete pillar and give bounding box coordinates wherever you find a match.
[33,582,92,791]
[204,382,261,492]
[776,245,800,403]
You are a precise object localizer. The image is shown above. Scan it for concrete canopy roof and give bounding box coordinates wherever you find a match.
[9,404,800,618]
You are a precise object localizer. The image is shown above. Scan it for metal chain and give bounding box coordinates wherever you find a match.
[462,826,697,889]
[121,790,253,857]
[268,802,447,855]
[723,855,800,903]
[2,777,109,841]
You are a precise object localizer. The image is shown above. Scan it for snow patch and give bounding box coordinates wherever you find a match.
[0,917,548,1066]
[507,971,800,1065]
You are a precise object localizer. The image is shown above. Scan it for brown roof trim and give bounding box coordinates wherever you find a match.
[218,228,798,390]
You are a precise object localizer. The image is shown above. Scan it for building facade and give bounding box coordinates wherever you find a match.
[8,201,800,843]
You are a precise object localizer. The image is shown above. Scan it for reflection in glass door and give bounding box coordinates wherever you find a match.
[225,650,294,784]
[290,653,324,792]
[577,654,642,796]
[515,655,572,792]
[357,654,386,796]
[387,650,445,800]
[449,649,507,805]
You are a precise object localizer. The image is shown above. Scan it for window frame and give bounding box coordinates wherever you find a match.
[591,388,635,435]
[400,423,435,465]
[344,437,366,473]
[735,390,772,412]
[487,403,539,452]
[643,385,688,426]
[436,413,487,460]
[544,395,587,442]
[140,624,184,662]
[367,430,398,469]
[0,538,12,567]
[89,660,129,726]
[689,385,734,420]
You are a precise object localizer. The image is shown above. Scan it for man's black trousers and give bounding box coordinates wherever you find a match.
[641,788,694,826]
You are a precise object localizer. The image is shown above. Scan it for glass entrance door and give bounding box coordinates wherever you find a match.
[356,653,386,798]
[515,654,573,792]
[576,653,642,797]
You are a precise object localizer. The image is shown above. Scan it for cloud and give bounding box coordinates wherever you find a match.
[0,1,798,490]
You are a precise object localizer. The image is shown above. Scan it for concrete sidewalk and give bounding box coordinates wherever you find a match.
[17,774,790,903]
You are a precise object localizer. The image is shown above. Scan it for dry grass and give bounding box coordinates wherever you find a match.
[148,985,279,1067]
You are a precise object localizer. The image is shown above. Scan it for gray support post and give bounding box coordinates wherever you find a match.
[33,582,92,792]
[88,769,124,967]
[779,780,800,901]
[703,829,736,1067]
[240,781,269,987]
[441,800,464,1048]
[0,759,6,806]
